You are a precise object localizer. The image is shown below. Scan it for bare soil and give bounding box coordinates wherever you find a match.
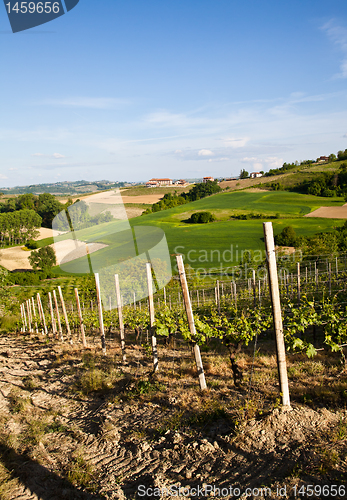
[305,205,347,219]
[0,333,346,499]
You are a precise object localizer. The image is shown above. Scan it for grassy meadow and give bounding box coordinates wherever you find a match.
[48,190,345,274]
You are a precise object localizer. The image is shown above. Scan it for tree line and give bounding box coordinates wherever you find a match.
[142,180,222,215]
[0,209,42,246]
[0,193,65,228]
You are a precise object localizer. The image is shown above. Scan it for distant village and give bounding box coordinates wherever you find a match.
[145,172,264,187]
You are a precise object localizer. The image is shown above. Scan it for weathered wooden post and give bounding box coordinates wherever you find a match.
[176,255,207,391]
[21,304,27,333]
[263,222,290,407]
[26,300,32,333]
[252,269,256,308]
[37,293,48,336]
[94,273,106,355]
[48,292,57,338]
[74,288,87,348]
[115,274,126,363]
[53,290,64,341]
[328,262,332,296]
[58,286,72,344]
[146,263,158,372]
[31,296,39,334]
[297,262,301,305]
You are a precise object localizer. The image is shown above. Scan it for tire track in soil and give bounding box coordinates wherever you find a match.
[0,335,346,499]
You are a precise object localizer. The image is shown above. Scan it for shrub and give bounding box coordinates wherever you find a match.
[275,226,297,246]
[189,211,216,224]
[26,239,38,249]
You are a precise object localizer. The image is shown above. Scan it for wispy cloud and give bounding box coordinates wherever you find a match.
[241,156,283,170]
[198,149,214,156]
[32,153,66,159]
[38,97,131,109]
[0,174,8,179]
[222,137,250,148]
[321,20,347,78]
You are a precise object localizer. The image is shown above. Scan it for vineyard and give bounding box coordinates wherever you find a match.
[2,224,347,499]
[19,250,347,380]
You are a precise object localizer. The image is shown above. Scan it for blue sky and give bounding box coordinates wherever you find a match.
[1,0,347,187]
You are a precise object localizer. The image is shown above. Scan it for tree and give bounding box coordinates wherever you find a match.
[189,211,216,223]
[29,246,57,271]
[239,169,249,179]
[37,193,64,228]
[275,226,297,247]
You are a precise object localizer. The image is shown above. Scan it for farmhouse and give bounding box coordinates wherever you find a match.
[146,178,173,187]
[203,176,214,183]
[174,179,189,187]
[317,156,329,163]
[250,172,263,179]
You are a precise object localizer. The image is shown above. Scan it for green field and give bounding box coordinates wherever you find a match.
[48,191,345,274]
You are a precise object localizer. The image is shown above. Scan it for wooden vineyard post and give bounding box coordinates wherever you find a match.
[58,286,72,344]
[297,262,301,305]
[94,273,107,355]
[115,274,126,363]
[133,292,136,310]
[176,255,207,391]
[146,263,158,373]
[315,265,319,291]
[258,280,261,307]
[216,280,221,314]
[336,256,338,277]
[329,263,332,296]
[163,287,166,307]
[252,269,256,308]
[21,304,27,333]
[263,222,290,407]
[233,282,237,309]
[48,292,57,338]
[74,288,87,348]
[31,297,39,334]
[37,293,48,336]
[26,300,32,333]
[53,290,64,342]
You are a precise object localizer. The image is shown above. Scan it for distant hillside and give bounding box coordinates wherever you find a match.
[0,180,134,196]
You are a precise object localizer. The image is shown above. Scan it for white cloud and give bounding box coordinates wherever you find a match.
[31,153,65,159]
[321,20,347,78]
[39,97,130,109]
[0,174,8,179]
[198,149,214,156]
[265,156,283,168]
[241,156,283,171]
[223,137,250,148]
[208,157,229,162]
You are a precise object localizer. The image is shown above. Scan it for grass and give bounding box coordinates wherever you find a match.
[44,191,345,275]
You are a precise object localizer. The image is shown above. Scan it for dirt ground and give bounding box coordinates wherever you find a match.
[0,246,32,271]
[305,204,347,219]
[0,333,346,500]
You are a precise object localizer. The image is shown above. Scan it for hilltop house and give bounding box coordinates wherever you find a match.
[250,172,263,179]
[317,156,329,163]
[146,178,173,187]
[203,176,214,183]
